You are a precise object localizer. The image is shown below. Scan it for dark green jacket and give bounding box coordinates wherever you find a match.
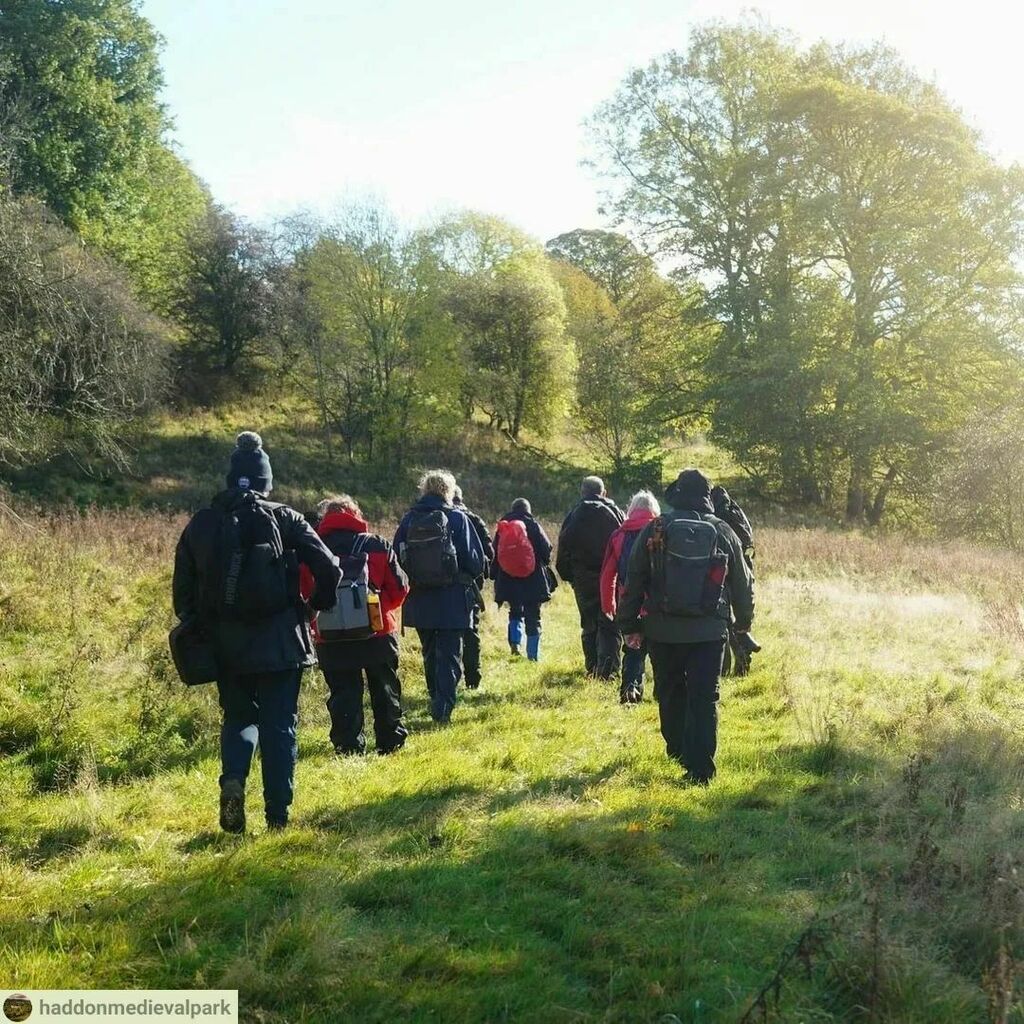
[616,509,754,644]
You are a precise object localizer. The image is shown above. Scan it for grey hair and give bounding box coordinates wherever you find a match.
[627,489,660,517]
[452,485,464,504]
[511,497,532,516]
[581,475,605,498]
[418,469,457,503]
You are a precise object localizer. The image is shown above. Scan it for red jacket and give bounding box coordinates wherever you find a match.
[300,510,409,640]
[600,509,657,618]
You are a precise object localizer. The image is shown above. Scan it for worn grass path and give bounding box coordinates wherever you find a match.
[3,521,1024,1021]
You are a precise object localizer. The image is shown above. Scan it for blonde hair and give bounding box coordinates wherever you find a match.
[418,469,457,503]
[316,493,362,519]
[627,489,660,517]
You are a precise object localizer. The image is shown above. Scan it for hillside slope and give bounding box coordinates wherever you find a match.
[2,515,1023,1021]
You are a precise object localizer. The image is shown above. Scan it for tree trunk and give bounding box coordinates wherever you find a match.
[845,459,869,523]
[865,466,898,527]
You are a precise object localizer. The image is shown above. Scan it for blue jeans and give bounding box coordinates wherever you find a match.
[621,642,648,699]
[508,603,542,636]
[417,628,463,722]
[217,669,302,824]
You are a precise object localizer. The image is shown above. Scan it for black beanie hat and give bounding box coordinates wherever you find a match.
[227,431,273,493]
[664,468,713,514]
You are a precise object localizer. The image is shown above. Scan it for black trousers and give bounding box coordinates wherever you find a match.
[648,639,725,781]
[463,606,482,689]
[417,628,463,722]
[321,638,406,754]
[574,583,621,678]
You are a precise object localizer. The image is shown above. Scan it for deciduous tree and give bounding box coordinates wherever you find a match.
[592,22,1024,522]
[175,206,274,373]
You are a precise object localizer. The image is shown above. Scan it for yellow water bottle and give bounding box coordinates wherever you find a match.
[367,590,384,633]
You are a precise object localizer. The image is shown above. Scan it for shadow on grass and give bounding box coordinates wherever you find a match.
[2,748,885,1023]
[12,720,1017,1019]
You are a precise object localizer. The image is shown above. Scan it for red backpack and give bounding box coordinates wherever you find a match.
[496,519,536,578]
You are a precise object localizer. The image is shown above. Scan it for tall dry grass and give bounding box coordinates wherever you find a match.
[759,526,1024,596]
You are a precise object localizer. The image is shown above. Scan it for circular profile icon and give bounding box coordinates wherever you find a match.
[2,994,31,1022]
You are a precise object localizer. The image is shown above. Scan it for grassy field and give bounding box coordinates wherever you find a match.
[3,511,1024,1022]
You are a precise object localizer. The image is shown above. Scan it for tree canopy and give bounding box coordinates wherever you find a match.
[0,0,166,228]
[591,22,1024,522]
[549,229,713,477]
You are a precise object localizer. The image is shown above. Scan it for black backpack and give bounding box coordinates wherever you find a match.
[401,508,460,588]
[218,495,296,620]
[647,512,728,618]
[616,527,642,594]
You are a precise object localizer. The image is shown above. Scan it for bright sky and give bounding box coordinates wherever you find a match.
[140,0,1023,242]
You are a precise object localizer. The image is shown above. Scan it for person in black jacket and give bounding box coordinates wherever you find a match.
[453,485,494,690]
[172,431,341,834]
[616,469,754,785]
[556,476,625,678]
[492,498,554,660]
[711,484,759,677]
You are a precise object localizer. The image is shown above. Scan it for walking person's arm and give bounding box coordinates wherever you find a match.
[599,533,619,619]
[284,511,341,610]
[172,525,198,622]
[554,512,575,582]
[723,527,754,632]
[455,511,484,579]
[380,541,410,611]
[473,513,495,570]
[530,520,553,566]
[616,523,653,631]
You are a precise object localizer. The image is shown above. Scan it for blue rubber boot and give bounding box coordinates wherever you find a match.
[526,634,541,662]
[508,618,524,656]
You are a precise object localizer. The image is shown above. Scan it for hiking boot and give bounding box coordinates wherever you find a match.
[266,818,288,832]
[681,774,712,788]
[509,643,522,657]
[334,745,364,757]
[219,778,246,834]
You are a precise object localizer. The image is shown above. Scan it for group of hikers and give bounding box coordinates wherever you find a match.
[171,432,757,834]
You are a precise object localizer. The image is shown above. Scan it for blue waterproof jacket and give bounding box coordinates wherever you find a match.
[393,495,484,630]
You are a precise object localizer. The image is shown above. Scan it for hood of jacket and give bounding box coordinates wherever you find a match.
[664,469,714,515]
[317,509,368,537]
[211,487,267,513]
[621,508,657,533]
[413,494,452,512]
[579,494,620,515]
